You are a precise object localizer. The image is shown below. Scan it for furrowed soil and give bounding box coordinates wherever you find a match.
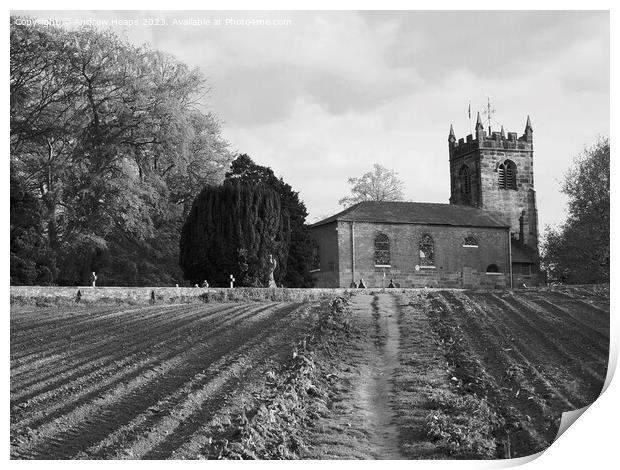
[10,285,609,460]
[11,301,320,459]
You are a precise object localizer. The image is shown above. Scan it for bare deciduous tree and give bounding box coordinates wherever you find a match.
[339,164,406,208]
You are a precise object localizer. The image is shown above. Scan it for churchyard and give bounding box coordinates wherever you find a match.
[10,284,609,459]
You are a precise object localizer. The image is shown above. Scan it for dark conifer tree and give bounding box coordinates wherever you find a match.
[225,154,315,287]
[179,182,290,286]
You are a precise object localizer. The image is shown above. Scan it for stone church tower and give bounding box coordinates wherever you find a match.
[448,113,539,260]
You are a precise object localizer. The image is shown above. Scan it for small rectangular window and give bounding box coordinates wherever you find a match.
[513,263,531,275]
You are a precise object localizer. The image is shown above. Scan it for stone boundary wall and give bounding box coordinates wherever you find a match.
[12,285,549,306]
[14,283,577,306]
[9,286,351,304]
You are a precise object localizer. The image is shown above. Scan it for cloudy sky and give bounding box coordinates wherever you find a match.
[17,10,610,230]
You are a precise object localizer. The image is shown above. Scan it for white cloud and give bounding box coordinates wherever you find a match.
[13,10,610,230]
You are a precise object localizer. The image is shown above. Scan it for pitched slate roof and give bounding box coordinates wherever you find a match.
[309,201,509,229]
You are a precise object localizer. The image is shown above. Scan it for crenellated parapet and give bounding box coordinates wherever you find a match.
[449,114,533,160]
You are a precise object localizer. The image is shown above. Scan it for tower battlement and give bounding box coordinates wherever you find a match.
[448,114,533,160]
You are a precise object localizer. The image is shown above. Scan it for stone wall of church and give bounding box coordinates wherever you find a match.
[478,148,538,250]
[329,221,510,289]
[309,221,340,288]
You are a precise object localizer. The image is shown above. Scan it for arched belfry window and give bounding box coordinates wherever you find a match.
[374,233,390,266]
[498,160,517,190]
[459,165,472,203]
[419,234,435,266]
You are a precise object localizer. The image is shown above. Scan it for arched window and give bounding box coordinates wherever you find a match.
[486,264,499,273]
[419,234,434,266]
[459,165,471,203]
[505,160,516,189]
[498,160,517,190]
[463,236,478,247]
[374,233,390,266]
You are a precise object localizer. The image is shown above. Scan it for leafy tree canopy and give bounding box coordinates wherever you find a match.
[10,170,58,285]
[542,137,609,284]
[10,18,232,285]
[339,164,406,208]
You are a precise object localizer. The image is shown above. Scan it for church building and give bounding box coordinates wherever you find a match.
[309,113,541,289]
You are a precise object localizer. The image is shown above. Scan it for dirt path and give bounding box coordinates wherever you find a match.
[303,293,404,459]
[354,293,402,459]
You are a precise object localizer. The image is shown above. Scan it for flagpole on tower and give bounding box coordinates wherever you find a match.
[468,100,472,135]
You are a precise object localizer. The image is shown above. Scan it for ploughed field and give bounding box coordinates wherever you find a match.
[10,285,609,460]
[10,301,320,459]
[414,287,609,458]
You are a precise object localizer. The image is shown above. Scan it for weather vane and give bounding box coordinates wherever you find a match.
[483,96,496,134]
